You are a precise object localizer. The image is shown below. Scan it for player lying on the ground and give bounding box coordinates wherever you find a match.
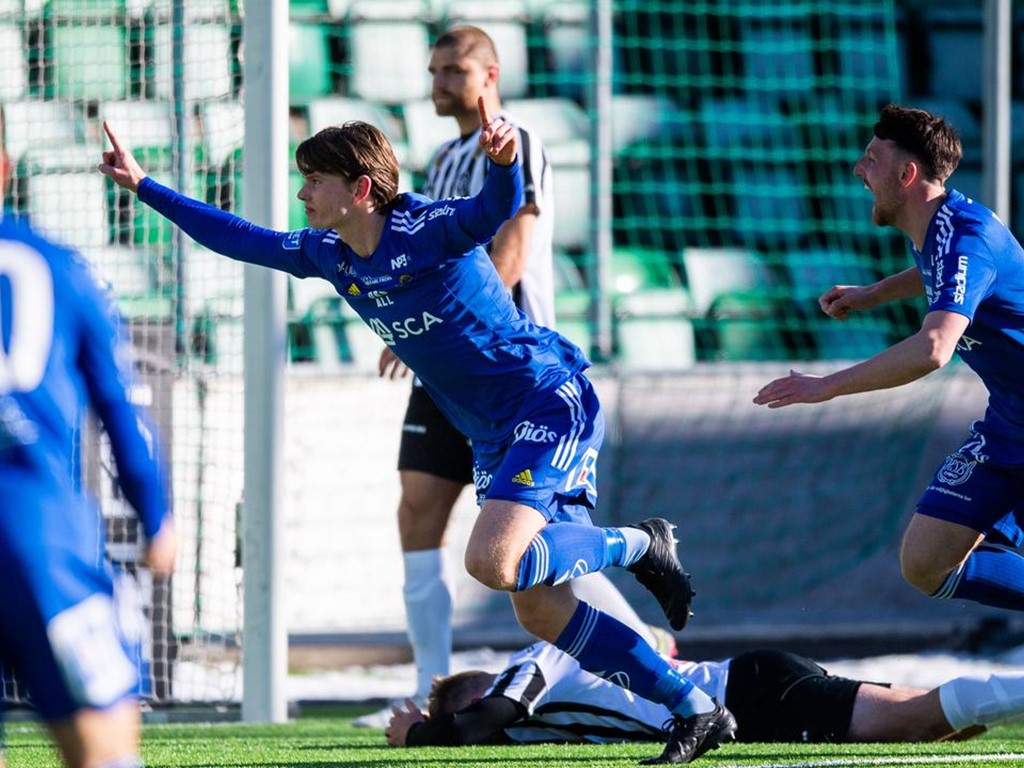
[385,640,1024,747]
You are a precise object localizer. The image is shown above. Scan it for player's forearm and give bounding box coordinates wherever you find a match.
[489,209,536,288]
[871,267,926,304]
[819,329,949,399]
[97,402,171,539]
[457,161,523,246]
[137,178,293,271]
[405,698,521,747]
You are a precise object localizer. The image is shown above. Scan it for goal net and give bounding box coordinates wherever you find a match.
[2,0,1009,711]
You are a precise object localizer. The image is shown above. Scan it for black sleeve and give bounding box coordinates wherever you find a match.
[405,696,526,746]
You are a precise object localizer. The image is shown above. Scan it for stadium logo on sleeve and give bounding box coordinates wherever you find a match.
[283,230,304,250]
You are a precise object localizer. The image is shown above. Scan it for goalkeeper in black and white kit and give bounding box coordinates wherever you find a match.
[387,641,1024,748]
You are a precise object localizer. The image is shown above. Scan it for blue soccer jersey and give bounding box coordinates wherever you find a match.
[137,160,589,445]
[910,189,1024,466]
[0,214,169,719]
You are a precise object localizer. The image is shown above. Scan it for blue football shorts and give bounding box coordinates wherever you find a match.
[0,485,143,721]
[917,437,1024,543]
[472,372,605,524]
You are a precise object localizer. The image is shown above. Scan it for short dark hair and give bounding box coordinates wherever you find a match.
[433,25,499,66]
[873,104,962,182]
[427,670,492,718]
[295,121,400,212]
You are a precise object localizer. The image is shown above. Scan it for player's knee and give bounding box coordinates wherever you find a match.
[900,552,944,595]
[464,546,517,591]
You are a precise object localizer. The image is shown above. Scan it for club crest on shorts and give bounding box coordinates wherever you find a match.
[937,452,976,486]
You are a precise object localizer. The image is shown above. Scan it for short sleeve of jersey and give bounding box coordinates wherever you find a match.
[926,230,997,321]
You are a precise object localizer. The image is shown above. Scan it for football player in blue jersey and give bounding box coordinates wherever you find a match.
[755,104,1024,614]
[100,100,736,763]
[0,147,175,768]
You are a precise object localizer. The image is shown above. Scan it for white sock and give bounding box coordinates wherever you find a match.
[572,571,658,648]
[403,548,453,699]
[938,673,1024,730]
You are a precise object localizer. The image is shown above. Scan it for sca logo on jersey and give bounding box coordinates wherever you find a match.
[366,312,443,345]
[513,420,558,444]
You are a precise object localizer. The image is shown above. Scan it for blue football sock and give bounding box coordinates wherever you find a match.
[555,601,715,717]
[515,524,650,591]
[932,542,1024,610]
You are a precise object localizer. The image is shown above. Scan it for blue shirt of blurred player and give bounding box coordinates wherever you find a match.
[0,212,171,727]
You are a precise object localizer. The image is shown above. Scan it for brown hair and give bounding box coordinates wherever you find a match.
[295,121,400,212]
[433,24,499,66]
[427,670,493,717]
[873,104,963,182]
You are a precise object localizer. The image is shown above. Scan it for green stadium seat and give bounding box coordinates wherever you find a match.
[1,100,85,164]
[706,291,790,361]
[614,288,696,371]
[740,20,816,94]
[553,288,591,357]
[609,95,693,157]
[153,22,233,101]
[531,0,598,101]
[148,0,240,21]
[80,245,154,299]
[182,244,243,318]
[290,0,329,19]
[26,169,108,248]
[680,246,775,316]
[47,0,124,15]
[553,249,584,292]
[786,249,890,361]
[99,100,175,170]
[612,138,704,253]
[611,247,680,294]
[347,0,430,104]
[699,95,796,160]
[731,163,812,249]
[51,23,128,100]
[401,98,459,172]
[502,97,588,148]
[922,6,982,100]
[443,0,529,98]
[307,96,409,166]
[0,24,26,100]
[289,21,334,103]
[197,99,245,168]
[129,170,176,247]
[550,158,589,250]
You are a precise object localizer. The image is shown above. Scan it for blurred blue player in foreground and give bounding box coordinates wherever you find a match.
[755,104,1024,612]
[0,147,176,768]
[99,100,735,764]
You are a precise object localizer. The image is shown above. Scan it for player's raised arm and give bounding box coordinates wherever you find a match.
[478,96,517,167]
[99,121,147,193]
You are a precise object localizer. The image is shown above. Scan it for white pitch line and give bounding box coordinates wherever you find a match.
[716,753,1024,768]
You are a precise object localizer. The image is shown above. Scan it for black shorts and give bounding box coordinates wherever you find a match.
[397,383,473,485]
[724,650,863,743]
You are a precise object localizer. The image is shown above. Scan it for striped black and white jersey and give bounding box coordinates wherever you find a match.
[489,642,730,744]
[422,111,555,329]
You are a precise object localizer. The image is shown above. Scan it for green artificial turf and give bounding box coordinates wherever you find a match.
[5,703,1024,768]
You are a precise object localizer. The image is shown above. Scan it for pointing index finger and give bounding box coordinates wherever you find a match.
[103,121,123,154]
[477,96,490,128]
